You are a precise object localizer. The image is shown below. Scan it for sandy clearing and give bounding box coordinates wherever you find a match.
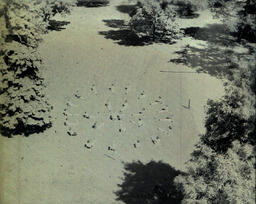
[1,1,225,203]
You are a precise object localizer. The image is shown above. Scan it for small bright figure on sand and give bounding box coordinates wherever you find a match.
[182,99,191,109]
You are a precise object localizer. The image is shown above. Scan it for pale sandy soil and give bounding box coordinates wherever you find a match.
[0,1,224,203]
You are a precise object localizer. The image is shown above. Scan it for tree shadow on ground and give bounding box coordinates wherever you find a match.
[99,19,152,46]
[183,24,237,47]
[170,23,244,78]
[116,4,138,17]
[170,44,238,78]
[173,2,200,19]
[115,161,184,204]
[76,0,109,7]
[47,20,70,31]
[102,19,126,29]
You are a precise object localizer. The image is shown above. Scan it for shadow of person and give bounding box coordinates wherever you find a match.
[115,161,184,204]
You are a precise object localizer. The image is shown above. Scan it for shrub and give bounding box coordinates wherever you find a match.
[0,43,52,136]
[171,1,256,202]
[208,0,256,43]
[175,141,255,203]
[129,0,183,43]
[202,93,255,153]
[200,44,256,153]
[0,0,73,137]
[167,0,208,17]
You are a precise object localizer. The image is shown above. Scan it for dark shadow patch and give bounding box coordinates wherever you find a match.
[169,23,245,78]
[76,0,109,7]
[116,4,138,17]
[201,99,256,153]
[5,34,28,46]
[100,19,170,46]
[171,1,200,19]
[99,19,151,46]
[99,29,152,46]
[236,25,256,43]
[183,24,237,46]
[0,120,52,138]
[183,27,200,37]
[179,12,199,19]
[175,5,199,19]
[115,161,184,204]
[3,55,41,80]
[102,19,126,29]
[47,20,70,31]
[170,44,238,78]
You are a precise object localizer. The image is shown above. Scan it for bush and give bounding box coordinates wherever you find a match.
[129,0,183,43]
[167,0,208,17]
[0,43,52,137]
[0,0,73,137]
[202,93,255,153]
[2,0,74,48]
[169,1,256,202]
[200,43,256,153]
[175,141,255,203]
[208,0,256,43]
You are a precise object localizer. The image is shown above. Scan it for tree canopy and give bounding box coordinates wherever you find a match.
[0,0,74,137]
[175,141,255,203]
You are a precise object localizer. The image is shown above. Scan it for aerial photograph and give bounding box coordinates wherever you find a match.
[0,0,255,203]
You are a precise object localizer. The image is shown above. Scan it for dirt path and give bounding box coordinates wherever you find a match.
[1,1,224,203]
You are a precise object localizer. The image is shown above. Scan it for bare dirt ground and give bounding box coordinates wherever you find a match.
[0,1,225,203]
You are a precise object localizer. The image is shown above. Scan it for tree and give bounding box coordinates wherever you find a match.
[175,141,255,203]
[165,1,256,202]
[0,0,73,137]
[208,0,256,42]
[167,0,208,17]
[2,0,74,48]
[201,88,255,153]
[129,0,183,43]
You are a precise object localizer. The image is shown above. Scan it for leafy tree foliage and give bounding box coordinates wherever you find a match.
[130,0,256,43]
[167,0,208,16]
[129,0,183,43]
[162,1,256,202]
[175,141,255,203]
[0,0,73,137]
[2,0,73,48]
[202,93,255,153]
[201,41,256,152]
[208,0,256,42]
